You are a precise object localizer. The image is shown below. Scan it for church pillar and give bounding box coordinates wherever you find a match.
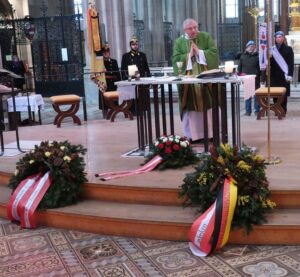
[147,0,165,65]
[206,0,218,40]
[98,0,134,63]
[279,0,288,34]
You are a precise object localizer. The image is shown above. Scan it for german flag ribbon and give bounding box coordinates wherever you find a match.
[189,177,237,256]
[95,155,163,181]
[7,171,52,229]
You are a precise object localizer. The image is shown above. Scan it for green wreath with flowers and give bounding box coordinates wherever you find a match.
[180,143,276,233]
[8,140,87,209]
[143,135,199,170]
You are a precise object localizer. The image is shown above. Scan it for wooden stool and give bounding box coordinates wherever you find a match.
[50,94,81,127]
[103,91,133,122]
[255,87,286,120]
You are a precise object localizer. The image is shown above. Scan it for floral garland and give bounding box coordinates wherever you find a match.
[8,141,87,209]
[180,143,276,232]
[144,135,199,170]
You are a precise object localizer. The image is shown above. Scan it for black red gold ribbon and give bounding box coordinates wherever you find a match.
[189,177,237,256]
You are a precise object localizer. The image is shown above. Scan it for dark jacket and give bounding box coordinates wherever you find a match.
[238,51,260,88]
[9,60,25,89]
[270,43,294,96]
[121,50,150,79]
[104,58,120,91]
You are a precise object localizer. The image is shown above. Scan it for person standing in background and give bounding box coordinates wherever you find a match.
[270,31,294,115]
[238,40,260,116]
[121,36,150,115]
[9,54,25,89]
[121,35,150,79]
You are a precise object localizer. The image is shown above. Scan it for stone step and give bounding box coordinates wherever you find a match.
[1,185,300,244]
[2,172,300,208]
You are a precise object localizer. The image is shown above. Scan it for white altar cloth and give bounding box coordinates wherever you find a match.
[7,94,44,113]
[116,75,256,104]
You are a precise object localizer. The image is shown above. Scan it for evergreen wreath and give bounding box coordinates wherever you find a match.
[8,140,87,209]
[144,135,199,170]
[180,143,276,232]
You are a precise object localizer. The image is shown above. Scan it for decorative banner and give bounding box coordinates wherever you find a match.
[259,23,267,70]
[7,172,52,228]
[189,178,237,256]
[87,4,105,84]
[95,155,163,181]
[87,5,102,53]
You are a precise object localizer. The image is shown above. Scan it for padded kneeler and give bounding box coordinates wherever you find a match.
[50,95,81,127]
[255,87,286,120]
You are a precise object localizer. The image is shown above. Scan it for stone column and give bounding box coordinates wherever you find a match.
[147,0,165,65]
[98,0,134,63]
[206,0,218,41]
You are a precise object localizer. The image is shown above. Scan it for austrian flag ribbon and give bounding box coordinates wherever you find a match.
[7,172,52,228]
[95,155,163,181]
[189,178,237,256]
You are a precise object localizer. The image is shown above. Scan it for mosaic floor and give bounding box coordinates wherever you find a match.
[0,218,300,277]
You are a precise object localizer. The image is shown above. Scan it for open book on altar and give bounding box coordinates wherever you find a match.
[197,69,225,79]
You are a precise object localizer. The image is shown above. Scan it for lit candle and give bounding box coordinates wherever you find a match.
[224,61,234,74]
[128,65,138,77]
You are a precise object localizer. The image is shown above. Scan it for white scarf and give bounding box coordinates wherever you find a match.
[272,45,288,76]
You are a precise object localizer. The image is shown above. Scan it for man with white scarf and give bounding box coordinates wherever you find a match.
[270,31,294,115]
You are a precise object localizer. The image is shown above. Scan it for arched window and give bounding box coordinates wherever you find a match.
[225,0,239,19]
[73,0,82,15]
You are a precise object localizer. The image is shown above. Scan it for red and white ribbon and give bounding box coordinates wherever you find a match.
[7,171,52,228]
[96,155,163,181]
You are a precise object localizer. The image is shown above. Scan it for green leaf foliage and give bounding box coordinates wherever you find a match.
[143,135,199,170]
[8,140,87,209]
[180,143,275,233]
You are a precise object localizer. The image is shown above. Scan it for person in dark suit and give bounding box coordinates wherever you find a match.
[121,35,150,79]
[270,31,294,114]
[103,43,120,91]
[121,36,150,115]
[9,54,25,90]
[98,43,121,110]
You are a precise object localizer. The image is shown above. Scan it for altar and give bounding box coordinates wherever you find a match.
[116,75,255,152]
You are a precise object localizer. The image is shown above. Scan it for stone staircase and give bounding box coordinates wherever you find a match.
[1,172,300,244]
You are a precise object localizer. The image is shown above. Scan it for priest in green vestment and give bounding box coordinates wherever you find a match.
[172,18,219,142]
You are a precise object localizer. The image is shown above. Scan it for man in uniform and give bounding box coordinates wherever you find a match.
[172,18,219,143]
[121,36,150,114]
[99,43,120,110]
[121,35,150,79]
[103,43,120,91]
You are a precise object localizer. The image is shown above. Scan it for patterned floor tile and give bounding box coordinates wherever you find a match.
[1,220,300,276]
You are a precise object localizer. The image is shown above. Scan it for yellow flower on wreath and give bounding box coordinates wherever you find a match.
[237,160,251,172]
[220,143,232,156]
[197,173,208,186]
[238,195,250,206]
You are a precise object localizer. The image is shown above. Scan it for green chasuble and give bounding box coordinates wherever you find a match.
[172,32,219,117]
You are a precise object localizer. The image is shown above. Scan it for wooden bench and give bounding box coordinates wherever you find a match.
[255,87,286,120]
[103,91,133,122]
[50,94,81,127]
